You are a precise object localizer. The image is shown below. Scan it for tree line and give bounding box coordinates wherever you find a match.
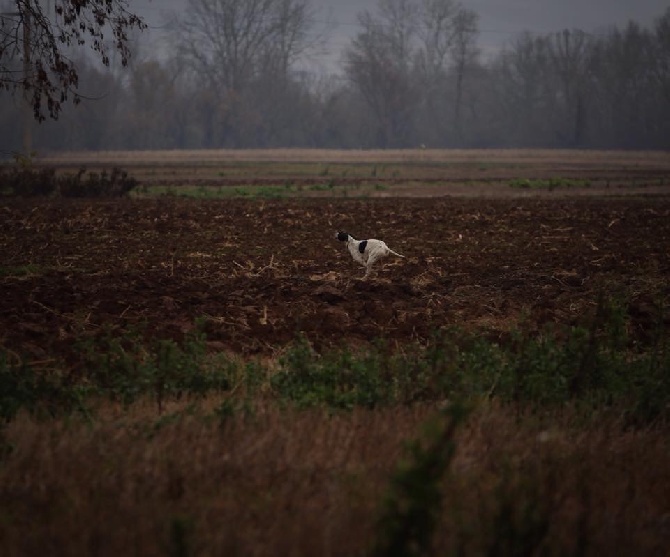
[2,0,669,152]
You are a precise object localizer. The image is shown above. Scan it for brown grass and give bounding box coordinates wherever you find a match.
[2,151,669,555]
[2,401,669,556]
[36,148,670,166]
[30,148,670,198]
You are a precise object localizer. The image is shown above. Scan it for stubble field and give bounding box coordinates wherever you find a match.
[4,148,670,360]
[1,149,670,556]
[2,196,669,360]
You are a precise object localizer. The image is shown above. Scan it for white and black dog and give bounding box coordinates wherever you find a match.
[336,231,405,278]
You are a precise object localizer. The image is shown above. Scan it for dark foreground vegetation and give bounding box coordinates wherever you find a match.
[3,298,667,426]
[1,308,669,556]
[0,161,138,198]
[1,157,669,555]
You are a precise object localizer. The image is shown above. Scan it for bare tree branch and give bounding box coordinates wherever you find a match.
[0,0,146,121]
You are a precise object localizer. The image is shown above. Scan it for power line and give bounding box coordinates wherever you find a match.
[136,8,619,40]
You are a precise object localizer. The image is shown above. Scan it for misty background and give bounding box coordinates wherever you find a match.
[1,0,669,151]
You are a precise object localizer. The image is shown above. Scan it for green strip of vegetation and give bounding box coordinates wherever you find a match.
[509,177,592,189]
[0,264,43,278]
[1,299,667,427]
[136,183,297,199]
[135,180,380,199]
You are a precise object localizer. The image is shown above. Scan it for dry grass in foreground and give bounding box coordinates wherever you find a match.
[1,401,669,557]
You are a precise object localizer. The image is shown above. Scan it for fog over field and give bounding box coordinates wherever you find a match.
[134,0,668,64]
[1,0,669,151]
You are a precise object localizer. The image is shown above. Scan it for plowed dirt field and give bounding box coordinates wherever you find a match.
[2,195,669,362]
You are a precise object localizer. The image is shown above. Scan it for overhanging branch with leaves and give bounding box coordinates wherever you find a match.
[0,0,146,121]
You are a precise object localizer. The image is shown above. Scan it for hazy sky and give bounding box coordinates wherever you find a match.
[132,0,669,68]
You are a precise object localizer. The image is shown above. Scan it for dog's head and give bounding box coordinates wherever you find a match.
[336,231,350,242]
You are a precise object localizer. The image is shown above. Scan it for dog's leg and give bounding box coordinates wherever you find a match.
[364,248,386,279]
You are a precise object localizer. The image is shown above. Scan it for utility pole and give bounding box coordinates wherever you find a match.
[22,7,32,157]
[1,5,33,157]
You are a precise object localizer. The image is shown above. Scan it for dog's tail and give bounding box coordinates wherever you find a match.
[388,248,405,258]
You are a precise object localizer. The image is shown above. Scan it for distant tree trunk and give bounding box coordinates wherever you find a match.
[548,29,592,147]
[450,8,478,144]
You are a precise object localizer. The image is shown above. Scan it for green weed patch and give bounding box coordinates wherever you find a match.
[509,177,591,190]
[1,298,667,426]
[0,264,43,278]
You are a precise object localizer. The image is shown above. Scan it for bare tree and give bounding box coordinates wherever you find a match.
[449,7,478,141]
[495,32,554,145]
[412,0,456,145]
[170,0,316,89]
[651,8,670,102]
[416,0,459,80]
[547,29,593,146]
[650,8,670,144]
[0,0,145,122]
[344,1,418,147]
[344,0,479,147]
[169,0,317,146]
